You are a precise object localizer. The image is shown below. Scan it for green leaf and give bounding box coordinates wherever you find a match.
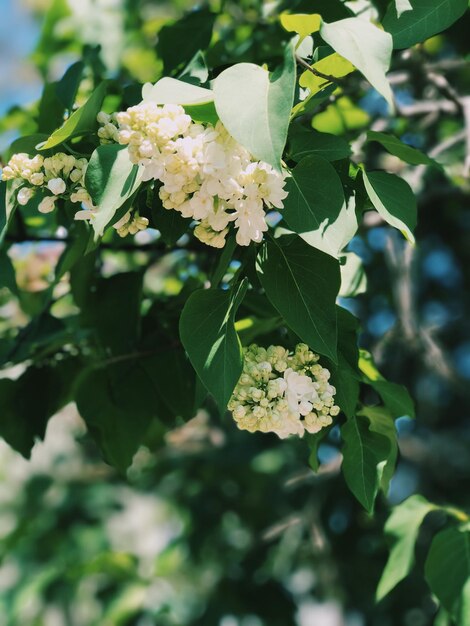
[184,101,219,126]
[178,50,209,85]
[425,526,470,619]
[327,306,361,418]
[367,131,442,169]
[282,155,349,257]
[85,144,142,238]
[362,170,417,244]
[359,349,415,418]
[320,18,394,111]
[156,8,216,73]
[294,0,351,20]
[4,313,72,366]
[151,188,189,245]
[54,225,90,282]
[377,495,437,600]
[298,52,355,95]
[280,12,321,39]
[236,316,283,346]
[288,125,351,162]
[142,77,214,105]
[0,251,18,295]
[369,380,415,419]
[36,83,66,135]
[339,252,367,298]
[383,0,468,49]
[140,350,196,421]
[341,414,391,513]
[0,180,17,245]
[40,82,107,150]
[0,360,79,458]
[358,405,398,493]
[179,280,248,412]
[256,236,340,361]
[291,84,336,119]
[79,272,143,356]
[211,233,237,287]
[213,42,296,170]
[7,134,49,160]
[76,365,155,473]
[56,60,85,110]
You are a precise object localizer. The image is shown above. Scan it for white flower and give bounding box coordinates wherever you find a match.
[47,177,67,195]
[38,195,57,214]
[194,221,228,248]
[284,368,319,416]
[74,209,95,221]
[112,211,131,231]
[229,343,339,439]
[70,187,94,210]
[17,187,34,206]
[98,98,289,248]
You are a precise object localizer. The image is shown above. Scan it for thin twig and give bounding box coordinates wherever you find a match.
[295,54,346,86]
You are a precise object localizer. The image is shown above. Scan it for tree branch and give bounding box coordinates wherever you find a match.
[295,54,346,86]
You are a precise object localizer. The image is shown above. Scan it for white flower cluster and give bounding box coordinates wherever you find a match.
[97,102,288,247]
[1,152,94,216]
[228,343,340,439]
[112,211,149,238]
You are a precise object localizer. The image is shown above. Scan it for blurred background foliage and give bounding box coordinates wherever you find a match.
[0,0,469,624]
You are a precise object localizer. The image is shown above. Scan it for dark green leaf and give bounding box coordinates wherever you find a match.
[157,8,216,73]
[282,155,350,257]
[358,405,398,493]
[56,61,85,110]
[328,307,361,418]
[256,236,340,361]
[341,414,391,513]
[7,134,49,160]
[76,364,155,472]
[40,82,107,150]
[151,187,190,245]
[288,126,351,162]
[37,82,66,134]
[369,379,415,419]
[425,526,470,618]
[54,224,90,282]
[79,272,143,355]
[0,251,18,295]
[0,360,80,458]
[141,350,196,420]
[179,280,248,412]
[367,130,442,169]
[4,313,71,366]
[362,170,417,244]
[383,0,468,49]
[294,0,351,20]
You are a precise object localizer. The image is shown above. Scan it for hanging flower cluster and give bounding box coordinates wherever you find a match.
[1,152,93,216]
[228,343,340,439]
[97,102,288,247]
